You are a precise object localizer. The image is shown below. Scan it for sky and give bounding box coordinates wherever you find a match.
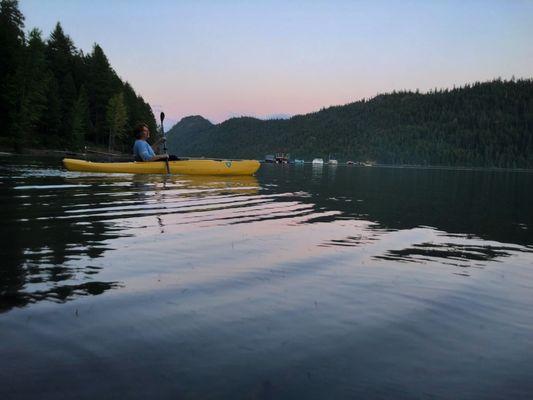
[20,0,533,127]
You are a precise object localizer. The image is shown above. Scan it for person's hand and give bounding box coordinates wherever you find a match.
[154,154,169,161]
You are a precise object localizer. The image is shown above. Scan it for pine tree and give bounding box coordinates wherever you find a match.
[7,29,51,148]
[86,44,120,144]
[46,23,78,143]
[0,0,25,139]
[60,73,77,143]
[106,92,128,151]
[71,85,89,149]
[46,22,75,79]
[40,77,62,146]
[122,82,140,127]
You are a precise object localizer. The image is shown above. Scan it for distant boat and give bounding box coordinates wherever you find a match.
[346,161,355,165]
[264,154,275,163]
[294,159,305,164]
[328,159,338,165]
[275,152,289,164]
[312,158,324,165]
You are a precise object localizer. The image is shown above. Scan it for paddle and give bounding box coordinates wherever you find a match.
[160,112,170,174]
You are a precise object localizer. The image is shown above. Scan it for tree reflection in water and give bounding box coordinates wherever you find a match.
[1,158,261,312]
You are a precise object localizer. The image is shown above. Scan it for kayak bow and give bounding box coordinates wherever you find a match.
[63,158,260,176]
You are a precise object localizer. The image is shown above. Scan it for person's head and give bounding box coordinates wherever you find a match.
[134,123,150,140]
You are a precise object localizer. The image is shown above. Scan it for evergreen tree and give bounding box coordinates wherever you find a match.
[46,22,75,79]
[60,73,77,143]
[6,29,51,148]
[86,44,120,144]
[0,0,25,138]
[106,92,128,151]
[122,82,140,128]
[40,77,62,146]
[71,85,89,149]
[46,23,78,142]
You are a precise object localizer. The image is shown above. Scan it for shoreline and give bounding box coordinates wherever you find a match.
[0,146,129,160]
[1,149,532,173]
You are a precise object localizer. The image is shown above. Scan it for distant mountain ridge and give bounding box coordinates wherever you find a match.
[167,79,533,168]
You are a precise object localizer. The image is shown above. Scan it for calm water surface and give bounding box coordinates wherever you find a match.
[1,156,533,399]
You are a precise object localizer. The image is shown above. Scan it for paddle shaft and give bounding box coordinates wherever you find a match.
[160,112,170,174]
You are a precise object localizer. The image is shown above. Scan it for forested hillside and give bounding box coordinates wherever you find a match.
[0,0,157,152]
[168,79,533,168]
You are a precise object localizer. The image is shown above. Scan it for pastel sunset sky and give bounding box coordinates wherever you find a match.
[20,0,533,127]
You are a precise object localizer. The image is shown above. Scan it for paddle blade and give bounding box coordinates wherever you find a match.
[160,112,165,123]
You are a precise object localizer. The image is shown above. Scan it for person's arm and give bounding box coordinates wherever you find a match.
[139,146,166,162]
[138,141,168,161]
[151,136,166,153]
[152,136,166,146]
[148,154,169,161]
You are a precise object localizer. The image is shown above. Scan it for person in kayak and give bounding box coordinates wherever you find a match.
[133,123,176,162]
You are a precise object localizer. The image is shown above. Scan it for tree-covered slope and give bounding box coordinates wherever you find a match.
[0,0,157,152]
[166,115,213,152]
[167,79,533,168]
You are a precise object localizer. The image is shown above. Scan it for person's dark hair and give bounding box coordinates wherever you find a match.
[134,123,148,139]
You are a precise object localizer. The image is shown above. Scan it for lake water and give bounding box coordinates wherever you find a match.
[1,156,532,399]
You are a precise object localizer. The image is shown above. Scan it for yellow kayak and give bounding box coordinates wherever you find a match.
[63,158,261,176]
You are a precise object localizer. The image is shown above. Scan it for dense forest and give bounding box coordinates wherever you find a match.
[0,0,157,153]
[167,79,533,168]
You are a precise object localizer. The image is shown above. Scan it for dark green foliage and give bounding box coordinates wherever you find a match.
[71,85,90,149]
[5,29,51,148]
[167,79,533,168]
[106,92,128,151]
[0,0,156,151]
[40,77,62,145]
[86,44,119,144]
[0,0,25,139]
[60,73,77,144]
[166,115,213,152]
[47,23,74,78]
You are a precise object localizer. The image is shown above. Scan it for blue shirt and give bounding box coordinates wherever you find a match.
[133,140,156,161]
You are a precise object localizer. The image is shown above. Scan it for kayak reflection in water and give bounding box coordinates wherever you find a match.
[133,122,178,162]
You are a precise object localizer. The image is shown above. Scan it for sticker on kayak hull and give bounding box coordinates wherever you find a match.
[225,161,232,168]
